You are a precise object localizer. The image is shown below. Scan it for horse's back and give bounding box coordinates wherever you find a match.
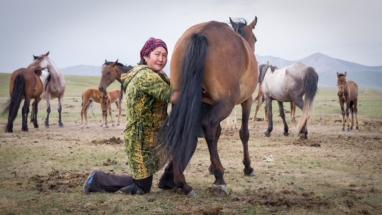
[107,89,121,102]
[170,21,258,104]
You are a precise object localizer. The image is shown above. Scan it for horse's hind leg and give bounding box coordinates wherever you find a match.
[278,101,289,136]
[30,101,35,123]
[45,94,51,128]
[264,97,273,137]
[116,101,121,126]
[345,102,351,132]
[58,96,64,127]
[33,98,41,128]
[22,98,31,131]
[240,98,255,176]
[354,98,359,129]
[202,101,233,196]
[339,97,346,131]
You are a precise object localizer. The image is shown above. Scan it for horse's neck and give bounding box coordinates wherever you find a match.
[118,66,131,74]
[46,59,65,84]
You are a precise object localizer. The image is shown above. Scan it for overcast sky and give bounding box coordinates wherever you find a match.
[1,0,381,74]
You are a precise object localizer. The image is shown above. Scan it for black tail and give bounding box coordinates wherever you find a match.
[154,33,208,168]
[4,74,25,132]
[297,67,318,133]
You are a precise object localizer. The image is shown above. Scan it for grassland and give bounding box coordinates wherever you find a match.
[0,73,381,214]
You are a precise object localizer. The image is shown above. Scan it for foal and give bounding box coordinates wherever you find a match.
[80,88,122,129]
[336,72,359,132]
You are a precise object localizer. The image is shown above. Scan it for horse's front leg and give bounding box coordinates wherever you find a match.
[240,98,255,176]
[30,101,35,123]
[339,97,346,131]
[264,97,273,137]
[116,101,121,126]
[108,105,114,126]
[45,94,51,128]
[58,96,64,127]
[345,101,351,132]
[278,101,289,136]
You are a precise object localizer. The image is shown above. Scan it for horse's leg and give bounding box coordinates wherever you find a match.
[233,106,237,129]
[354,98,359,130]
[33,97,41,128]
[58,96,64,127]
[345,101,351,132]
[109,104,114,127]
[208,124,222,174]
[201,101,232,196]
[264,103,269,122]
[263,97,273,137]
[22,97,31,131]
[290,102,296,122]
[290,97,307,137]
[278,101,289,136]
[45,94,51,128]
[339,97,346,131]
[116,101,121,126]
[30,101,35,123]
[350,103,354,130]
[80,98,86,129]
[240,98,255,176]
[85,100,92,129]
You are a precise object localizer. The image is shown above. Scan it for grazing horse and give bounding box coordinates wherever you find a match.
[4,68,43,132]
[27,52,66,128]
[80,88,121,129]
[259,62,318,139]
[154,17,259,196]
[336,72,358,131]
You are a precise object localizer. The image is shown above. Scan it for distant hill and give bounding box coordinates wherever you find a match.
[58,53,382,89]
[255,53,382,89]
[60,65,102,76]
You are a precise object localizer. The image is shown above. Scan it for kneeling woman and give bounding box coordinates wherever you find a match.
[83,37,179,195]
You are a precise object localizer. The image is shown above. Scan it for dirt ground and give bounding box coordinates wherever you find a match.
[1,110,382,214]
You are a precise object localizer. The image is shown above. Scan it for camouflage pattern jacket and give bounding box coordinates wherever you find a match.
[121,65,173,179]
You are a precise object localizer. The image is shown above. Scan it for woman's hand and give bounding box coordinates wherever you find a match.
[171,90,180,105]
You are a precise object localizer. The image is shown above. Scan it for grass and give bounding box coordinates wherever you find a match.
[0,73,382,214]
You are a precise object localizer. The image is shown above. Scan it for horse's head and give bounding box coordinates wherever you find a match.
[99,59,120,92]
[98,94,110,113]
[28,52,50,70]
[230,17,257,51]
[336,72,347,97]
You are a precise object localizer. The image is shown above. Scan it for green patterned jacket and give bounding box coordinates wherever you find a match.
[121,65,173,179]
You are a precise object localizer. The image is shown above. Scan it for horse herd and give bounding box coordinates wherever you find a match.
[4,16,360,196]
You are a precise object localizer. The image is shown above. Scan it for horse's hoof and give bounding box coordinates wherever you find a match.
[34,125,39,128]
[112,124,114,127]
[100,125,102,127]
[347,129,350,132]
[188,190,197,197]
[350,127,353,130]
[212,184,227,197]
[283,132,289,137]
[45,125,50,128]
[22,128,28,132]
[341,128,344,132]
[356,127,359,130]
[59,124,64,128]
[298,134,306,140]
[103,127,106,129]
[87,127,89,129]
[81,127,84,129]
[243,170,255,176]
[117,124,120,126]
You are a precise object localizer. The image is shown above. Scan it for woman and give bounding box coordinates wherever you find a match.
[83,37,179,195]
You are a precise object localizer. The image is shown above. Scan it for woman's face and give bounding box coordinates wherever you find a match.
[144,47,167,72]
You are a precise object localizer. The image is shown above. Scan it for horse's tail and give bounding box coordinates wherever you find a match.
[4,74,25,132]
[155,33,208,167]
[297,67,318,133]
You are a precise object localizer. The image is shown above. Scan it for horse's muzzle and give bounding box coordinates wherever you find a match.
[99,86,105,92]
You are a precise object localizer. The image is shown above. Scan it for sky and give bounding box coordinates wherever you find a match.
[1,0,381,74]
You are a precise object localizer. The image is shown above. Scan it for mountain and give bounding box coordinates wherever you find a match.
[255,53,382,89]
[60,65,102,76]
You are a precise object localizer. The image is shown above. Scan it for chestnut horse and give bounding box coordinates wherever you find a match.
[28,52,66,128]
[336,72,358,131]
[154,17,259,196]
[4,68,43,132]
[259,62,318,139]
[80,89,121,129]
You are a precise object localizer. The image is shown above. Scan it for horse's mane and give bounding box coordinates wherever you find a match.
[338,73,345,77]
[102,61,131,68]
[230,18,247,38]
[258,64,278,84]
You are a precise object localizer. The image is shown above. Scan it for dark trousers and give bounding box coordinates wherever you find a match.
[89,171,153,193]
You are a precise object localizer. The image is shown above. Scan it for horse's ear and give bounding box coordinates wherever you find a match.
[44,51,50,57]
[336,72,339,78]
[105,59,108,64]
[229,17,235,26]
[249,16,257,29]
[112,59,119,66]
[344,72,347,77]
[33,55,38,60]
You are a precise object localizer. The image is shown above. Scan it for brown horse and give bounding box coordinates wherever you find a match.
[80,89,121,129]
[336,72,358,131]
[4,68,43,132]
[155,17,258,196]
[98,60,133,93]
[28,52,66,128]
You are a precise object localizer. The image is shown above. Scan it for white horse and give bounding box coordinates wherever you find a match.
[259,62,318,139]
[28,52,66,128]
